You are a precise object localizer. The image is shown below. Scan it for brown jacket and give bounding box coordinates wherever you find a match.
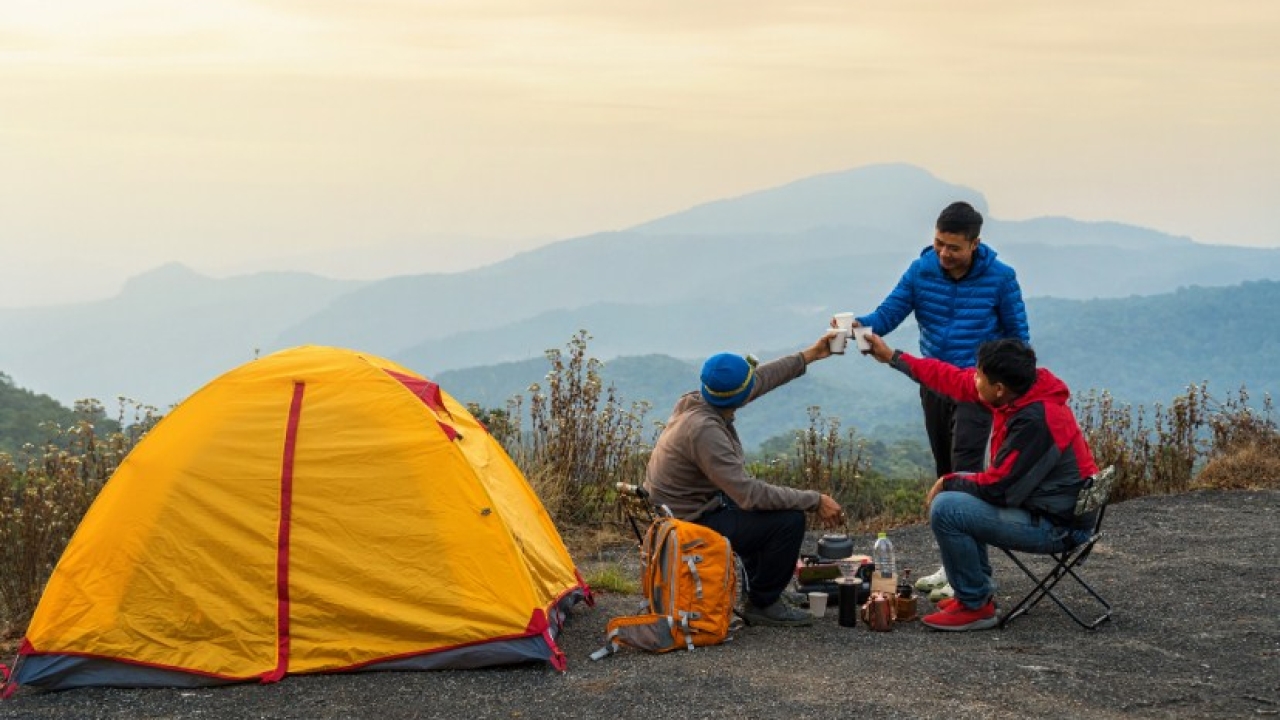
[644,353,822,520]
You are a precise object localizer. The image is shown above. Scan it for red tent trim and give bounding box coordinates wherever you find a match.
[263,381,305,683]
[385,370,459,440]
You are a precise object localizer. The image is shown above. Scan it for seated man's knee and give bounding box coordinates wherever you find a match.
[781,508,806,533]
[764,508,807,547]
[929,491,967,527]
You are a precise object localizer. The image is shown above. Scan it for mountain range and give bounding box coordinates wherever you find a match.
[3,163,1278,449]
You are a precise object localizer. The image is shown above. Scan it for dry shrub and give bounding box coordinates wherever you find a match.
[1195,389,1279,490]
[1075,384,1277,497]
[0,399,159,637]
[564,522,636,561]
[1075,384,1212,501]
[751,407,893,528]
[1195,439,1280,490]
[515,463,573,526]
[476,331,654,532]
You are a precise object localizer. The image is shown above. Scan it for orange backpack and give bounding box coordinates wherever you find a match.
[591,516,740,659]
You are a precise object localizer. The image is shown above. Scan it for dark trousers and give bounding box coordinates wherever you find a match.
[696,502,806,608]
[920,386,993,477]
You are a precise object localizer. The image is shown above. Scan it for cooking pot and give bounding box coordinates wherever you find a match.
[816,533,855,560]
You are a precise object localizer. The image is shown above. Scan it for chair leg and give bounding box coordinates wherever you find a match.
[999,546,1112,630]
[1052,564,1112,629]
[999,549,1052,627]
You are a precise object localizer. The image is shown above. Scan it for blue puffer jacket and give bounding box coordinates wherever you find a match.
[856,244,1030,367]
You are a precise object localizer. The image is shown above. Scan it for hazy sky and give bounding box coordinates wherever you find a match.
[2,1,1278,307]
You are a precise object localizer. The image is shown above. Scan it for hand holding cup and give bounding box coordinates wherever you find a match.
[864,332,895,363]
[826,328,850,354]
[851,326,873,353]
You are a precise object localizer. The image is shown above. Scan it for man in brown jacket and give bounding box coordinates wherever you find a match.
[645,333,845,627]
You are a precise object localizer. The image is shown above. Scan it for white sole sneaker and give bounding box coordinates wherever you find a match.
[915,566,948,591]
[929,583,955,602]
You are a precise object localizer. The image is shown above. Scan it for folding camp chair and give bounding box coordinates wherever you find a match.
[615,482,668,544]
[999,465,1117,629]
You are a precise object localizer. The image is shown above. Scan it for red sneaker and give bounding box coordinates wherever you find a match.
[921,599,998,631]
[936,596,997,612]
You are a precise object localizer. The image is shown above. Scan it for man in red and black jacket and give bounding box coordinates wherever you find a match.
[864,334,1099,631]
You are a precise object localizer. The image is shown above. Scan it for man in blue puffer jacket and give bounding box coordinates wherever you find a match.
[851,201,1029,598]
[853,201,1030,477]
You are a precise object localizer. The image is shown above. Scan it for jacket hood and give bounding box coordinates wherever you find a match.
[1006,367,1070,412]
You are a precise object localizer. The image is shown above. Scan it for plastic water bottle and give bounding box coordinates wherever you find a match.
[873,532,896,579]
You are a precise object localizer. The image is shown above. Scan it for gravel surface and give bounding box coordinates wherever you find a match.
[2,488,1277,720]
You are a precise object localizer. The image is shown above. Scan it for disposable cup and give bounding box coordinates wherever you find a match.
[827,328,850,354]
[808,591,828,618]
[852,326,873,352]
[833,312,855,331]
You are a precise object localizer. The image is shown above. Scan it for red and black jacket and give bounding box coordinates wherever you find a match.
[892,351,1099,524]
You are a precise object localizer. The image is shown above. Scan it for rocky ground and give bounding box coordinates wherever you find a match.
[2,488,1277,719]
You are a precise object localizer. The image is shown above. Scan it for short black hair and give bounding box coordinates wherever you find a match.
[936,201,983,241]
[976,339,1037,396]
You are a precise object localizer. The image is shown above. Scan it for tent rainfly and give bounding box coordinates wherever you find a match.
[4,345,591,693]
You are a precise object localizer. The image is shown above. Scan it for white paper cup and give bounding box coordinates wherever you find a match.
[833,312,855,331]
[827,328,850,354]
[808,591,828,617]
[852,326,873,352]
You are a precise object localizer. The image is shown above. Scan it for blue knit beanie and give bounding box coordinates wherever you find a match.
[700,353,756,408]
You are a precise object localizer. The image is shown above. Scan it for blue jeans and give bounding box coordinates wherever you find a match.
[930,491,1084,609]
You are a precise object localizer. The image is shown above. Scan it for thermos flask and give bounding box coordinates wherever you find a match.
[838,578,861,627]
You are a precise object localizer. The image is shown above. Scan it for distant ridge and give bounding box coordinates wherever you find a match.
[433,280,1280,449]
[631,163,983,236]
[1,163,1278,418]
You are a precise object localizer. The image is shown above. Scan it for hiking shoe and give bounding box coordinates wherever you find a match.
[915,566,948,591]
[740,599,814,627]
[928,583,954,602]
[937,596,998,612]
[921,599,998,632]
[781,590,808,606]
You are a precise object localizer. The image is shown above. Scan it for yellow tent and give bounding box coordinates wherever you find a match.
[10,346,590,691]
